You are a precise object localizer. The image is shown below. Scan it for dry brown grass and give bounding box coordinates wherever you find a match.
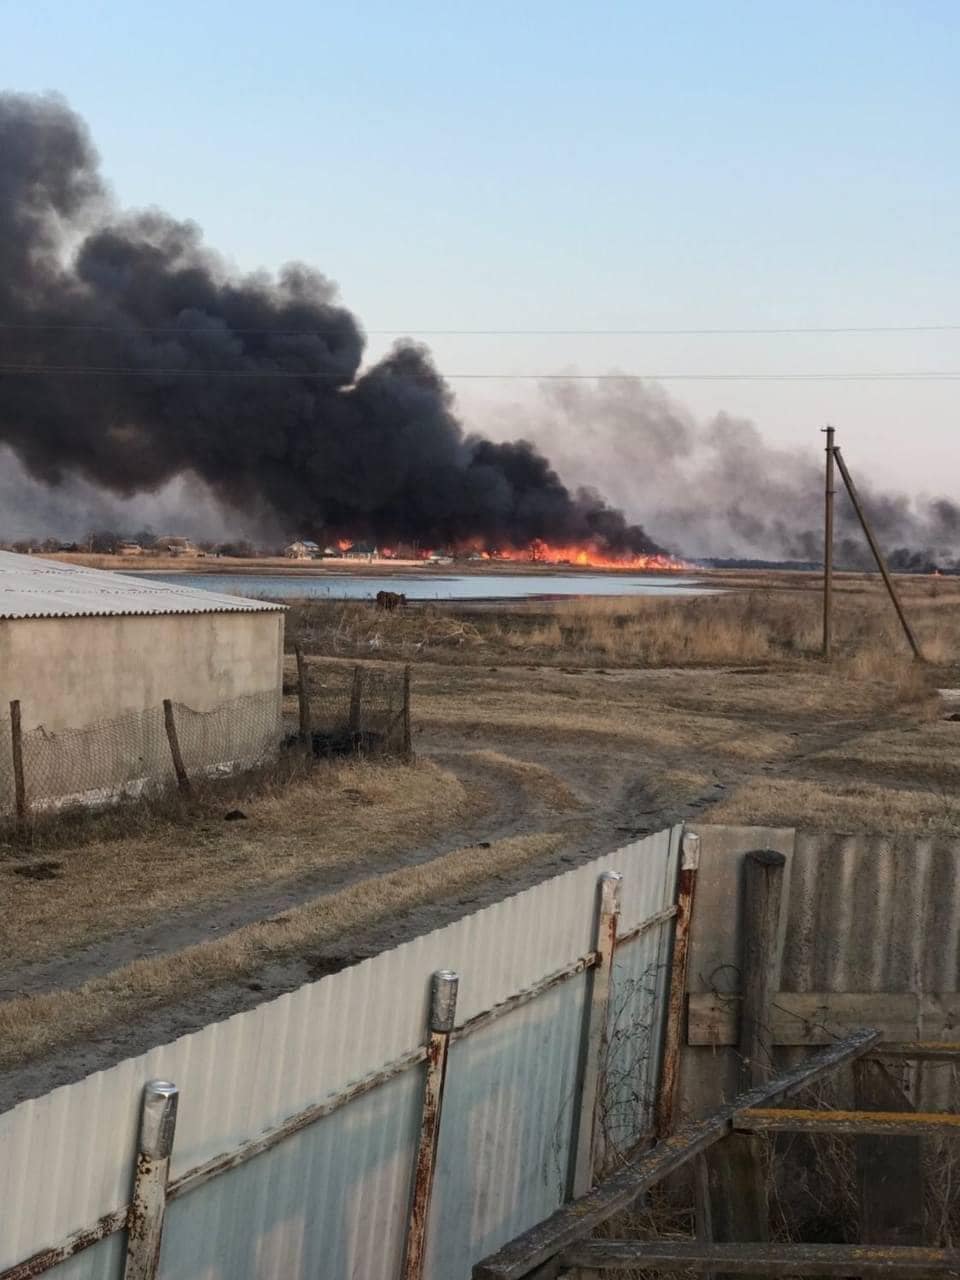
[290,577,960,674]
[0,758,474,966]
[0,830,564,1069]
[704,775,960,834]
[461,749,584,810]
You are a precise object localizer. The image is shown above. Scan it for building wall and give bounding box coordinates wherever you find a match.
[0,611,283,729]
[0,611,284,812]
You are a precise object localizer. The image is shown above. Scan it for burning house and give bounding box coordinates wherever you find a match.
[0,552,283,813]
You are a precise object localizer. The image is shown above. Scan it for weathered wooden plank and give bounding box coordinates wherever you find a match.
[855,1059,924,1248]
[688,992,960,1047]
[471,1029,880,1280]
[738,849,786,1089]
[873,1042,960,1060]
[734,1106,960,1136]
[558,1242,960,1274]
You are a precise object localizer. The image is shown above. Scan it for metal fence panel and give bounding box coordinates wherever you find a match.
[427,975,588,1278]
[0,826,680,1279]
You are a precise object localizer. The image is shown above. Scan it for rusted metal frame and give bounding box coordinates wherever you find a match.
[124,1080,179,1280]
[169,1042,428,1201]
[569,872,623,1198]
[0,1209,128,1280]
[832,446,924,661]
[9,698,26,826]
[2,944,629,1279]
[822,425,835,658]
[656,830,701,1138]
[614,903,677,947]
[734,1106,960,1136]
[162,698,191,795]
[294,644,311,742]
[452,952,599,1043]
[401,970,460,1280]
[557,1241,960,1274]
[472,1029,881,1280]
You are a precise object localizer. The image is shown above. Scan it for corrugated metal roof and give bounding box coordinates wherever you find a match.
[0,551,283,620]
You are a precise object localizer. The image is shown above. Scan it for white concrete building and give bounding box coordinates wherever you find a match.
[0,552,284,812]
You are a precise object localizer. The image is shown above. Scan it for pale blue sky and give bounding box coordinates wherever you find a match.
[3,0,958,493]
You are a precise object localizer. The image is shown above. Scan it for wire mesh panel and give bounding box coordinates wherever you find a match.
[301,661,410,758]
[173,690,282,777]
[0,691,281,817]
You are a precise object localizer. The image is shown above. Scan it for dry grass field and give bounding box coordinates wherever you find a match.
[3,567,960,1101]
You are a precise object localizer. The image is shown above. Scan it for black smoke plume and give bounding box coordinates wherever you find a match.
[0,92,665,556]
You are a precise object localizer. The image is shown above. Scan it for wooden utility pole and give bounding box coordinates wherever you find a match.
[832,446,924,661]
[822,426,835,658]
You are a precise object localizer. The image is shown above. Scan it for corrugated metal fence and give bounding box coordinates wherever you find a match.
[681,824,960,1117]
[0,826,681,1280]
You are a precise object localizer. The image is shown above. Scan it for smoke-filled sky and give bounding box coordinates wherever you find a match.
[2,0,958,558]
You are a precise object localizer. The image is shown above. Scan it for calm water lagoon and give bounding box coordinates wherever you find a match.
[135,570,710,603]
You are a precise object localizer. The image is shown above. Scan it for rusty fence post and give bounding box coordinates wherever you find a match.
[656,829,701,1139]
[401,968,459,1280]
[569,871,622,1199]
[9,699,27,828]
[124,1079,179,1280]
[162,699,191,796]
[295,644,311,744]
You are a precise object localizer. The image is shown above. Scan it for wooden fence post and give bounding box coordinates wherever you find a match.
[707,849,786,1274]
[569,871,622,1199]
[348,665,365,738]
[401,969,459,1280]
[294,644,311,744]
[162,699,191,796]
[402,663,412,760]
[124,1080,179,1280]
[9,699,27,828]
[656,829,701,1138]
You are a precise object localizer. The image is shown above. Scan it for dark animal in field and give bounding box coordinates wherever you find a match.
[375,590,407,611]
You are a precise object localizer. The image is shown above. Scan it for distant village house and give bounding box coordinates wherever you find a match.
[284,540,320,560]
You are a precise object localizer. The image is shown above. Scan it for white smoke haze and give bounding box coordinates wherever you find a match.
[0,447,278,545]
[488,378,960,567]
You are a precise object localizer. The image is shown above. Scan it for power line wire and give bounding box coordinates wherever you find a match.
[1,365,960,381]
[2,322,960,337]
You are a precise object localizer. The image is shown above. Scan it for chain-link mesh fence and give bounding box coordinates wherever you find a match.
[292,660,411,758]
[0,690,281,817]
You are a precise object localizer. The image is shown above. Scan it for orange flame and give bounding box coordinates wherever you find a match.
[459,537,690,570]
